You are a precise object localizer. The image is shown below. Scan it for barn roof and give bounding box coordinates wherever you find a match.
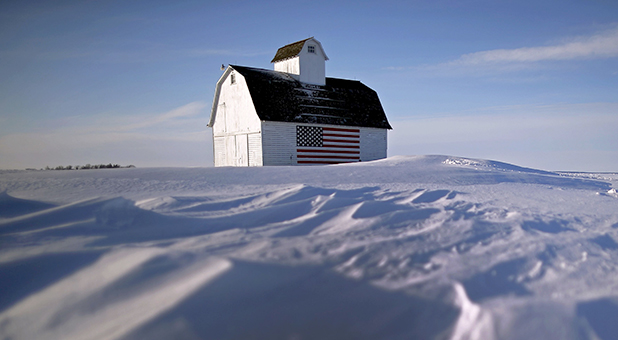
[226,65,392,129]
[270,37,329,63]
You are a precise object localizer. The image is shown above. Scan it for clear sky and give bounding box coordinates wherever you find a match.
[1,0,617,171]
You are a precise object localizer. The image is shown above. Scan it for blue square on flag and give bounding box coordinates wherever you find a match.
[297,126,323,147]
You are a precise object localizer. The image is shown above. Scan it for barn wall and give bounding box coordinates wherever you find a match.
[212,69,263,166]
[218,120,387,166]
[261,121,388,166]
[261,121,296,166]
[360,127,388,161]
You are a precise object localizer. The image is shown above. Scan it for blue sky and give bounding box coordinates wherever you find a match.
[1,0,617,171]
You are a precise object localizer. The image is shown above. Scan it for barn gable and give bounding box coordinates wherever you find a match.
[208,67,261,134]
[209,67,263,167]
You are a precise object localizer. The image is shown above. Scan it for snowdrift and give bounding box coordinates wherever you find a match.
[1,155,617,340]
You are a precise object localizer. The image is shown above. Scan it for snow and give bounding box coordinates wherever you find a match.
[1,155,618,340]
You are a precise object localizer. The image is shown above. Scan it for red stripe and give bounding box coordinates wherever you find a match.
[298,160,359,164]
[297,155,360,160]
[297,149,359,154]
[323,127,360,133]
[323,144,359,149]
[323,139,359,144]
[322,133,360,138]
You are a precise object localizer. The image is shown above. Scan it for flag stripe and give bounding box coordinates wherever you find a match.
[323,138,359,143]
[322,133,360,138]
[298,160,358,164]
[297,149,359,154]
[322,144,359,149]
[323,127,359,133]
[322,132,358,138]
[297,155,359,159]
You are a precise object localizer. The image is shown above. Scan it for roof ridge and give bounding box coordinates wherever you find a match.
[231,65,363,84]
[277,37,313,50]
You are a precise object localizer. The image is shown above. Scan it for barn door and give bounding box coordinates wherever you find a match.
[235,134,249,166]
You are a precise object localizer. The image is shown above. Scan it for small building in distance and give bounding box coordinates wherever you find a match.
[208,37,391,167]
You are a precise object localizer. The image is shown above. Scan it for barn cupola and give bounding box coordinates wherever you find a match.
[271,37,329,86]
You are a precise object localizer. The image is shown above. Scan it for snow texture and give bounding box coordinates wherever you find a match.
[1,155,618,340]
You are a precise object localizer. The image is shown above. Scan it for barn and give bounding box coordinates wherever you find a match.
[208,37,392,167]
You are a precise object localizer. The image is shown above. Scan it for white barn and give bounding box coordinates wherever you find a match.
[208,37,391,167]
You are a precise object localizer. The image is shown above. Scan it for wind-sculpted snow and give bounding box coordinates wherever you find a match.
[1,156,618,339]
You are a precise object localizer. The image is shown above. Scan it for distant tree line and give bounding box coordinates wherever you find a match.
[42,164,136,170]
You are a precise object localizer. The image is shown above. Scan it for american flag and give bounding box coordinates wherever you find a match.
[296,125,360,164]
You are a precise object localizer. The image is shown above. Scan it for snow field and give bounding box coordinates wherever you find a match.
[1,155,618,339]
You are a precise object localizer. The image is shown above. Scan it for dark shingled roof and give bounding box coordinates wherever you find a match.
[230,65,391,129]
[270,37,313,63]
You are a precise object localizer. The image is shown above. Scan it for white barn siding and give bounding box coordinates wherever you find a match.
[213,136,226,166]
[360,128,387,162]
[274,48,326,85]
[248,132,263,166]
[261,121,296,165]
[225,136,236,166]
[235,134,249,166]
[274,57,300,79]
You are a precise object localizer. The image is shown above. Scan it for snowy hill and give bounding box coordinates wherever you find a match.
[1,155,618,340]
